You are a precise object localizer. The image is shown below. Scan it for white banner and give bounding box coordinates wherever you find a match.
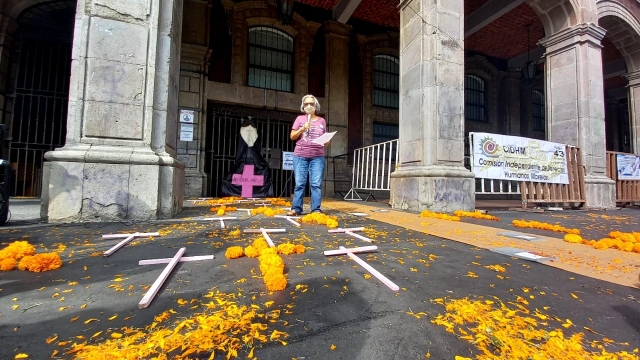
[470,132,569,184]
[616,154,640,180]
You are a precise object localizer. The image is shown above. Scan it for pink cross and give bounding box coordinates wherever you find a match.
[231,165,265,198]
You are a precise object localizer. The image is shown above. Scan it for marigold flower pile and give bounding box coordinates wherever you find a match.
[225,237,305,291]
[512,219,580,235]
[266,198,292,207]
[0,241,62,272]
[453,210,500,221]
[563,232,640,253]
[430,297,639,360]
[199,196,241,206]
[59,290,288,359]
[209,205,238,216]
[299,212,339,228]
[251,207,286,217]
[420,210,460,221]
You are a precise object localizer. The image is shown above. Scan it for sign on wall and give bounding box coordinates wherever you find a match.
[282,151,294,171]
[180,123,194,141]
[180,109,194,123]
[616,154,640,180]
[470,132,569,184]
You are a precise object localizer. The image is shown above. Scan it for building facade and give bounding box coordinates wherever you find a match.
[1,0,639,221]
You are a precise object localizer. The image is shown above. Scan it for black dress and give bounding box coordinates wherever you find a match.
[220,126,274,198]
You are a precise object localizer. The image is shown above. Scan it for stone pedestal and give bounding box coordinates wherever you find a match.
[41,0,185,222]
[626,70,640,154]
[539,23,615,209]
[391,0,474,213]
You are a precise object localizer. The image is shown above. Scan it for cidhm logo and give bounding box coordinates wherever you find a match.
[480,137,499,157]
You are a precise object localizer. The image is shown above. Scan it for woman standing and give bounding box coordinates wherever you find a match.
[287,95,327,216]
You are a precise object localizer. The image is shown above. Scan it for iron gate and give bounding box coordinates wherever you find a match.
[8,1,75,197]
[205,103,308,198]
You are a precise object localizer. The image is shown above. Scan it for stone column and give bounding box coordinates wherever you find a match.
[323,21,351,196]
[626,70,640,154]
[41,0,186,222]
[539,23,615,209]
[390,0,474,213]
[504,73,521,136]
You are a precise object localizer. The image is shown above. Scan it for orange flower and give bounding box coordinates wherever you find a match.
[0,241,35,261]
[244,245,260,258]
[420,210,460,221]
[263,270,287,291]
[18,252,62,272]
[277,243,296,255]
[512,220,579,235]
[300,213,339,228]
[0,258,16,271]
[225,246,244,259]
[563,234,583,244]
[294,244,306,254]
[454,210,499,221]
[253,237,269,251]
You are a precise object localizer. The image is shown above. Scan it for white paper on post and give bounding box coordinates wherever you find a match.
[311,131,336,145]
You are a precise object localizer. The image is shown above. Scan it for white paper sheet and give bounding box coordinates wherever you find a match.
[312,131,337,145]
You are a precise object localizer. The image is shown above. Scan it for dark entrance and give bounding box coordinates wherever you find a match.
[205,103,306,198]
[8,0,75,197]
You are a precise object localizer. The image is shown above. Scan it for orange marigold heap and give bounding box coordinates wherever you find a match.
[512,219,580,235]
[453,210,499,221]
[420,210,460,221]
[225,246,244,259]
[209,205,237,216]
[564,234,583,244]
[0,258,17,271]
[267,198,292,207]
[0,240,36,262]
[244,245,260,258]
[18,253,62,272]
[251,207,286,217]
[300,212,339,228]
[259,248,287,291]
[562,230,640,253]
[277,243,296,255]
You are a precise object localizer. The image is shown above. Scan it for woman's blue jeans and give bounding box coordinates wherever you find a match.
[291,155,325,214]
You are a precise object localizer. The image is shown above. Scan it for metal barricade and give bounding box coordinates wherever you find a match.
[344,140,398,201]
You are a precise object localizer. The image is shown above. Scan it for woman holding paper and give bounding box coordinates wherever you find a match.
[287,94,330,216]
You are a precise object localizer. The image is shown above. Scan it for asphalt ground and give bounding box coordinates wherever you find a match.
[1,205,639,359]
[459,207,640,241]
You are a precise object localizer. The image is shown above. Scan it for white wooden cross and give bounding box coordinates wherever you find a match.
[102,232,160,257]
[243,228,286,248]
[328,227,373,243]
[203,217,237,228]
[338,246,399,291]
[274,215,301,227]
[139,255,214,265]
[323,245,378,256]
[139,247,186,309]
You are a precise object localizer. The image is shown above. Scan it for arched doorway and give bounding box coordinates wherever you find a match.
[9,0,75,197]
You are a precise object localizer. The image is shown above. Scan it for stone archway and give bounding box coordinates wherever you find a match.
[598,0,640,153]
[526,0,583,36]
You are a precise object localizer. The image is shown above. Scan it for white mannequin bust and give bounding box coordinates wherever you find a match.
[240,125,258,147]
